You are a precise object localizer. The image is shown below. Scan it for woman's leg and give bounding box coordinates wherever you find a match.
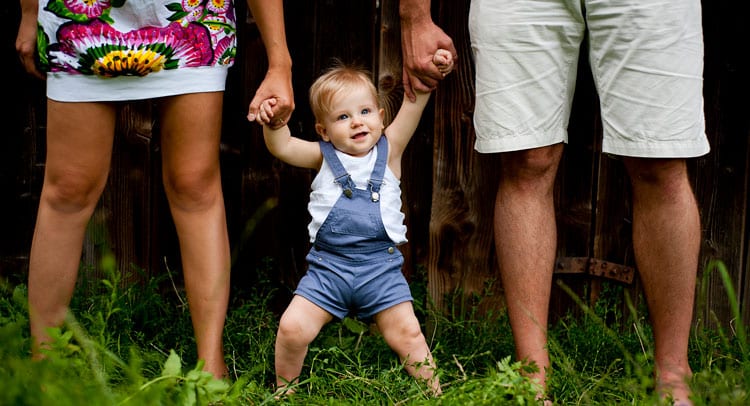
[158,92,231,378]
[29,100,116,357]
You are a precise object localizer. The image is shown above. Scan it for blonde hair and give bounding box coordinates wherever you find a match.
[309,63,379,124]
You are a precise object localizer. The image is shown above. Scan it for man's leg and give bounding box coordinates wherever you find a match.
[494,143,563,395]
[624,157,699,405]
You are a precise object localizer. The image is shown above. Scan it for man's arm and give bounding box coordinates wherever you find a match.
[399,0,456,101]
[386,48,453,174]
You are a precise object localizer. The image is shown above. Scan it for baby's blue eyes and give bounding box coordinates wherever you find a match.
[336,108,371,121]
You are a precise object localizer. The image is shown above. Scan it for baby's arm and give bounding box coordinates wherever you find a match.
[386,49,454,156]
[257,99,322,170]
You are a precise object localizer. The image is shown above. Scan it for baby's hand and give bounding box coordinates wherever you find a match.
[253,98,287,128]
[433,49,454,77]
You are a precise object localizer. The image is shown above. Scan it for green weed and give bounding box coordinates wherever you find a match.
[0,260,747,405]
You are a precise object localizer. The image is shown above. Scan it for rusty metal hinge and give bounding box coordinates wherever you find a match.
[554,256,635,284]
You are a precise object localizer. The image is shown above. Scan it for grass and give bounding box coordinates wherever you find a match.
[0,258,747,405]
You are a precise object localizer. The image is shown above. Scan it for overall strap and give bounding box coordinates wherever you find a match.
[367,135,388,202]
[319,140,356,198]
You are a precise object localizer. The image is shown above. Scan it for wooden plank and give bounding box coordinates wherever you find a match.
[551,47,601,322]
[376,0,435,281]
[0,54,46,279]
[427,0,504,315]
[80,102,157,290]
[232,1,380,293]
[230,1,315,292]
[694,0,750,329]
[3,0,749,331]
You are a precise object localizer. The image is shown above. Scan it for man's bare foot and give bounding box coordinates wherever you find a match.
[656,370,693,406]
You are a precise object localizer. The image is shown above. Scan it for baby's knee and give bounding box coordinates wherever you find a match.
[382,319,425,348]
[277,316,316,347]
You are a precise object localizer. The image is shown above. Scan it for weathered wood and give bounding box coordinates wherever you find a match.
[0,54,46,278]
[427,0,504,315]
[377,0,423,280]
[230,1,381,296]
[81,102,158,290]
[230,1,314,294]
[2,0,749,331]
[695,0,750,329]
[551,49,601,321]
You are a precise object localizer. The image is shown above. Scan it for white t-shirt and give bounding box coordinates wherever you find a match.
[307,143,408,244]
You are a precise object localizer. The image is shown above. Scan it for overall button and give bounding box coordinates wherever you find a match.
[387,247,395,254]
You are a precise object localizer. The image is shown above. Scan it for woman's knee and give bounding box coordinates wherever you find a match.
[42,173,107,213]
[162,167,222,210]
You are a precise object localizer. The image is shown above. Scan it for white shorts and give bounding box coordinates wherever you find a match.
[469,0,710,158]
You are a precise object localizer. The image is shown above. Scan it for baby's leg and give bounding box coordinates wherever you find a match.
[275,295,333,392]
[374,302,441,395]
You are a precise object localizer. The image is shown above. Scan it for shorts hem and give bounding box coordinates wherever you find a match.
[603,139,710,158]
[474,135,566,154]
[293,291,345,320]
[359,297,414,321]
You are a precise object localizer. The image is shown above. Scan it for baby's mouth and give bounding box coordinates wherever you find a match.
[352,131,368,139]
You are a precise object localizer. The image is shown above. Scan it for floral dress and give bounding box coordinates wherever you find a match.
[36,0,237,101]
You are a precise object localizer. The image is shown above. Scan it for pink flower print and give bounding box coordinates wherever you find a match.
[182,5,205,24]
[203,14,231,39]
[52,19,214,76]
[212,35,235,66]
[206,0,231,14]
[182,0,202,11]
[56,0,111,19]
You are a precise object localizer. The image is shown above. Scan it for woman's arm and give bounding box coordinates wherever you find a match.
[16,0,44,80]
[246,0,295,129]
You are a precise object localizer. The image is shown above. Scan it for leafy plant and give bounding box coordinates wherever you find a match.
[0,259,747,405]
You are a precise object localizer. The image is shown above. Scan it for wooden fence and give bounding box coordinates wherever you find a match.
[1,1,748,331]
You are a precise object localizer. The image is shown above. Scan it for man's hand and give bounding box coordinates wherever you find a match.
[400,18,456,101]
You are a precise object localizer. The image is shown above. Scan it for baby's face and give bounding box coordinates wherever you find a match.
[316,87,384,157]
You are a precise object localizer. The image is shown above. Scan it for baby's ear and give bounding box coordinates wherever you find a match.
[315,122,329,141]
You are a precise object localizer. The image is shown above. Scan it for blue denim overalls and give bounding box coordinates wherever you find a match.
[294,135,413,321]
